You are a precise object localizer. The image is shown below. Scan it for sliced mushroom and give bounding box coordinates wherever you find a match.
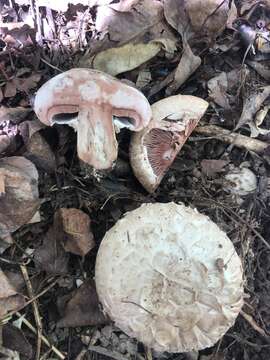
[95,202,243,353]
[34,68,152,170]
[130,95,209,192]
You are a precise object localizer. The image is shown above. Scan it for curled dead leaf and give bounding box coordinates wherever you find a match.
[57,279,108,328]
[0,269,25,319]
[55,208,95,257]
[0,156,40,237]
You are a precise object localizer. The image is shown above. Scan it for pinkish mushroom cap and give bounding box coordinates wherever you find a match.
[130,95,209,192]
[34,68,152,170]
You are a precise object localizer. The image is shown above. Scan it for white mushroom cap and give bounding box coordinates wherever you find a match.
[95,202,244,353]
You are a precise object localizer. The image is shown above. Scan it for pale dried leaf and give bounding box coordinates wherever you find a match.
[166,41,201,94]
[235,85,270,130]
[208,72,231,109]
[57,279,107,327]
[55,208,95,257]
[89,42,161,76]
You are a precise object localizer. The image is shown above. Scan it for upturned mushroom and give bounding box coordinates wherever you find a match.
[34,68,152,170]
[129,95,209,192]
[95,202,243,353]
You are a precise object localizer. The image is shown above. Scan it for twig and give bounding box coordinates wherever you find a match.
[87,345,129,360]
[40,58,63,72]
[16,312,66,359]
[20,265,42,360]
[194,125,269,154]
[240,310,268,338]
[2,277,59,321]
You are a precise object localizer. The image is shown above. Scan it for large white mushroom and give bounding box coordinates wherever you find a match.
[34,68,152,170]
[95,202,244,353]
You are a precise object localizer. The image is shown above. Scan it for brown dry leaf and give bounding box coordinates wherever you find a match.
[0,269,25,318]
[207,69,240,109]
[166,40,201,95]
[33,226,69,275]
[57,279,108,328]
[0,107,31,124]
[201,159,229,178]
[93,0,176,56]
[246,60,270,81]
[55,208,95,257]
[24,131,56,173]
[2,324,33,358]
[0,156,40,237]
[0,88,3,102]
[4,73,41,98]
[235,85,270,131]
[0,135,10,155]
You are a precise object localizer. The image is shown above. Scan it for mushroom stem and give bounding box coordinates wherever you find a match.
[76,107,118,170]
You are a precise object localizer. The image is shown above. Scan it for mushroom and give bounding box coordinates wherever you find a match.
[95,202,243,353]
[129,95,209,192]
[224,167,257,196]
[34,68,152,170]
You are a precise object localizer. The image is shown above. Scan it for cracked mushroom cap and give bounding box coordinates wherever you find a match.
[130,95,209,192]
[95,202,243,353]
[34,68,152,170]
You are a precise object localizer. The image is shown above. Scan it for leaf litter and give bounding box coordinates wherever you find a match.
[0,0,270,359]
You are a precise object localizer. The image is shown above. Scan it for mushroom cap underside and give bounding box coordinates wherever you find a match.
[95,202,244,353]
[130,95,209,192]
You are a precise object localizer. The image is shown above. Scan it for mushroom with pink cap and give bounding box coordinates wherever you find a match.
[130,95,209,192]
[34,68,152,170]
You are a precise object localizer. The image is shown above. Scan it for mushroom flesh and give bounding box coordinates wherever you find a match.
[95,202,243,353]
[34,68,152,170]
[129,95,209,192]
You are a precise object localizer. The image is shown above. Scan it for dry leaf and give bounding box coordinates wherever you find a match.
[0,107,31,124]
[0,269,25,318]
[235,85,270,130]
[55,208,95,257]
[208,72,230,109]
[166,40,201,94]
[0,156,40,237]
[2,324,33,358]
[57,279,108,328]
[34,226,69,275]
[24,131,56,173]
[87,42,161,76]
[201,159,229,178]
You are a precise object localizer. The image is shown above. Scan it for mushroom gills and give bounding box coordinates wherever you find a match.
[144,128,181,178]
[113,116,136,131]
[52,112,79,124]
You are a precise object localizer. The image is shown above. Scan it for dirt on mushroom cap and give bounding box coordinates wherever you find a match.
[95,202,244,353]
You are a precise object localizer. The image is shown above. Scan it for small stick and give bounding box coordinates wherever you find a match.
[194,125,269,154]
[240,310,268,338]
[20,265,42,360]
[16,312,66,359]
